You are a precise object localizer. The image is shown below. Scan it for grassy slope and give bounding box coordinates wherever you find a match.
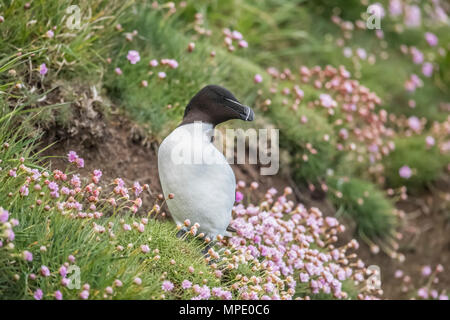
[0,102,227,300]
[0,0,449,299]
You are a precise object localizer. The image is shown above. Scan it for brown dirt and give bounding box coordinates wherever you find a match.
[38,91,450,299]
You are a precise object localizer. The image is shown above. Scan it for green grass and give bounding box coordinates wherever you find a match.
[0,0,130,79]
[270,105,337,184]
[327,176,397,241]
[0,103,225,300]
[104,6,267,139]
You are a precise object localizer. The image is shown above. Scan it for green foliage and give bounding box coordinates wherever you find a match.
[327,176,397,240]
[269,105,336,184]
[104,7,265,139]
[0,0,130,78]
[0,104,219,300]
[383,135,449,192]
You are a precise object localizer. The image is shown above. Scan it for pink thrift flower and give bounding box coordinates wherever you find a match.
[231,30,243,40]
[168,59,178,69]
[422,62,433,77]
[338,128,349,140]
[75,157,84,168]
[115,67,123,75]
[45,30,54,38]
[299,273,309,283]
[417,287,428,299]
[41,265,51,277]
[404,5,421,27]
[19,185,29,196]
[182,280,192,289]
[162,280,174,291]
[399,165,412,179]
[127,50,141,64]
[0,208,9,222]
[325,216,339,227]
[133,181,143,197]
[93,169,102,178]
[34,289,43,300]
[319,94,337,108]
[59,266,67,277]
[394,270,403,278]
[425,32,438,46]
[67,151,78,163]
[235,191,244,203]
[238,40,248,48]
[425,136,435,147]
[149,59,159,67]
[61,187,70,195]
[141,244,150,253]
[421,265,432,277]
[39,63,48,75]
[80,290,89,299]
[61,278,69,287]
[254,74,263,83]
[23,250,33,262]
[134,277,142,285]
[343,47,352,58]
[356,48,367,60]
[9,169,17,177]
[389,0,402,17]
[408,116,422,132]
[158,72,166,79]
[54,290,63,300]
[411,48,424,64]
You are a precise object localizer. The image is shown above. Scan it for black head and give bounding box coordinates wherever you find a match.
[181,85,254,127]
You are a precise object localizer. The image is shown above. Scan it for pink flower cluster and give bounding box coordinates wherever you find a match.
[222,28,248,52]
[3,150,379,300]
[0,207,17,244]
[216,186,377,300]
[67,151,84,168]
[395,264,448,300]
[266,64,394,169]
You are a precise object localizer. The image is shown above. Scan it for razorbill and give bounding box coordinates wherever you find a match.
[158,85,254,241]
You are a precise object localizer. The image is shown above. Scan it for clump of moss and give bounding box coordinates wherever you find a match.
[269,106,336,185]
[327,176,398,240]
[383,135,449,193]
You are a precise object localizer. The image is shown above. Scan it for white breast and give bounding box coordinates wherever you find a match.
[158,122,236,239]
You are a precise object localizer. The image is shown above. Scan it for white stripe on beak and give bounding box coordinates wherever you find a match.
[225,97,246,108]
[244,106,250,121]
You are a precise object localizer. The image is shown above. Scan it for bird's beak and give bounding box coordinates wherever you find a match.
[224,98,255,121]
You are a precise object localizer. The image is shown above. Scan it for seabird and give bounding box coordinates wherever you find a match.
[158,85,254,242]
